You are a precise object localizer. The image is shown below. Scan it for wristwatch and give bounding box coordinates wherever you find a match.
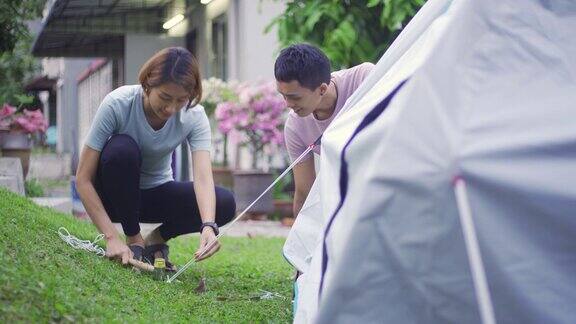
[200,222,219,235]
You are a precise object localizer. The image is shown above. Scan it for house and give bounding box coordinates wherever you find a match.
[31,0,286,173]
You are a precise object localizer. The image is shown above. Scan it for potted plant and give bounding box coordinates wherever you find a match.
[215,81,286,216]
[202,78,238,189]
[272,170,295,226]
[0,101,47,178]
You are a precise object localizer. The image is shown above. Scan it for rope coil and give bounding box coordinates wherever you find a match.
[58,227,106,257]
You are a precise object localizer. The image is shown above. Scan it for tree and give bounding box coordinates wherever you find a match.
[0,0,45,53]
[266,0,425,69]
[0,0,46,104]
[0,35,39,105]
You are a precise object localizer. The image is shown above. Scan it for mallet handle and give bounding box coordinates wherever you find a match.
[128,258,155,272]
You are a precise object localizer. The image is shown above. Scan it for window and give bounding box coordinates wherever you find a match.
[211,14,228,80]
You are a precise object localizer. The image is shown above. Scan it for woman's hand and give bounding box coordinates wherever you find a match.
[194,227,221,261]
[105,236,133,265]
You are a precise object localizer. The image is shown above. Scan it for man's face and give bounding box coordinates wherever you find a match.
[276,80,324,117]
[147,82,190,121]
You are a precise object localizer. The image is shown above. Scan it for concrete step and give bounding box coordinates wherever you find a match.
[0,157,24,195]
[28,153,71,180]
[31,197,72,214]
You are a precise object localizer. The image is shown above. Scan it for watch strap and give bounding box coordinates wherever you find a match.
[200,222,219,235]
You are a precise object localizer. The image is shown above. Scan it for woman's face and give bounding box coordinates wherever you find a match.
[146,82,190,121]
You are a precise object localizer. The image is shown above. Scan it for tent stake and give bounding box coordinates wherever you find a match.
[168,140,320,283]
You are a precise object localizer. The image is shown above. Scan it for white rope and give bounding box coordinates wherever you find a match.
[167,143,318,283]
[258,289,286,300]
[454,177,496,324]
[58,227,106,257]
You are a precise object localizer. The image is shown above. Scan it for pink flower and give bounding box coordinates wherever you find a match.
[14,117,36,133]
[213,80,288,167]
[217,119,235,134]
[0,103,47,134]
[235,110,249,127]
[0,104,16,118]
[215,101,235,120]
[227,129,246,145]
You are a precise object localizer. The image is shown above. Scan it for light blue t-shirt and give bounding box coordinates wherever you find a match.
[85,85,211,189]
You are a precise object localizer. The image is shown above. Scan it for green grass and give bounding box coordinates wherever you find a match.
[0,189,294,323]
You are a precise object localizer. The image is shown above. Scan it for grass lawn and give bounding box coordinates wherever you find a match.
[0,188,294,322]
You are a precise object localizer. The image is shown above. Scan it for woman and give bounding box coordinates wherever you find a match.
[76,47,235,271]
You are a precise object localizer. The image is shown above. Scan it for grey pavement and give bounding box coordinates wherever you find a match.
[116,219,290,238]
[27,152,291,239]
[31,197,72,214]
[30,196,290,238]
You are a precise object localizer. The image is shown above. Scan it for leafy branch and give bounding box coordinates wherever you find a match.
[266,0,425,69]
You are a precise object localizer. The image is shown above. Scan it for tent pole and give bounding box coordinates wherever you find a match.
[454,176,496,324]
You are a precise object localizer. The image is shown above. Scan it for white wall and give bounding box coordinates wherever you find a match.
[226,0,286,169]
[232,0,285,82]
[124,35,185,84]
[42,58,93,160]
[42,57,64,78]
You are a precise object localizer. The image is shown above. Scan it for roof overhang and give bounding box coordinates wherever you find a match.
[24,75,58,92]
[32,0,180,58]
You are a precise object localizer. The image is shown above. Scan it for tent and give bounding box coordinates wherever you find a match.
[283,0,576,322]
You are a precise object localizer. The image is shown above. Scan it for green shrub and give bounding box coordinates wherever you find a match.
[25,179,44,197]
[267,0,426,69]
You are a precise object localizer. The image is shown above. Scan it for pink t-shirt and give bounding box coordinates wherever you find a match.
[284,62,375,162]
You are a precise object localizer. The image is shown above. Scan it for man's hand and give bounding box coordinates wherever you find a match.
[105,236,132,265]
[194,227,221,261]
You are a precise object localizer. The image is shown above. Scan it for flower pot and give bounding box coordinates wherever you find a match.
[0,130,32,178]
[248,213,268,221]
[275,199,294,227]
[212,166,234,190]
[281,216,295,227]
[232,170,274,215]
[273,199,293,218]
[0,130,33,149]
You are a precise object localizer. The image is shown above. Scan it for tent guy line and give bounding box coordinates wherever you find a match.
[167,136,322,283]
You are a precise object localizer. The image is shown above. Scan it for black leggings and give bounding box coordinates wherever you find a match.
[95,134,236,240]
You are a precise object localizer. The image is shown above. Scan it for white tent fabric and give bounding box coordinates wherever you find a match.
[284,178,323,273]
[284,0,456,321]
[283,177,324,322]
[283,0,576,322]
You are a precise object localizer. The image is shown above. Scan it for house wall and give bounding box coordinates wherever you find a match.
[124,35,185,84]
[77,61,113,157]
[232,0,285,82]
[43,58,93,162]
[203,0,286,170]
[187,5,209,77]
[166,0,189,38]
[236,0,285,169]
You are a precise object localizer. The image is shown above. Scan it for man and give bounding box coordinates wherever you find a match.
[275,43,374,217]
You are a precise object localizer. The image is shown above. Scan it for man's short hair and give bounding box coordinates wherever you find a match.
[274,43,331,90]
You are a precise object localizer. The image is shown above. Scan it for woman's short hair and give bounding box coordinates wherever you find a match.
[138,47,202,108]
[274,43,331,91]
